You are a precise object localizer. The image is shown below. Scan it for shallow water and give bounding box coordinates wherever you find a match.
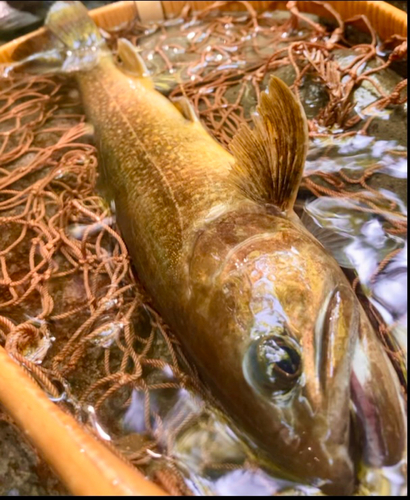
[0,4,407,497]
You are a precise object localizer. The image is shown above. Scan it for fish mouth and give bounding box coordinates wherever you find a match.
[350,371,385,467]
[309,343,406,495]
[313,283,405,484]
[349,369,406,470]
[348,313,407,472]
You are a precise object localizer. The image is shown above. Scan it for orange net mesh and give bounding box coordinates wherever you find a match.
[0,73,196,493]
[0,1,407,495]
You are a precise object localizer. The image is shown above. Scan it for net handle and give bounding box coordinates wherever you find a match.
[0,345,167,496]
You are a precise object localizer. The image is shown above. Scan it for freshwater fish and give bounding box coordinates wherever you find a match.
[44,2,406,495]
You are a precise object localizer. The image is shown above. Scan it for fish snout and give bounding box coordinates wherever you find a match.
[301,284,359,442]
[277,284,362,492]
[264,416,356,494]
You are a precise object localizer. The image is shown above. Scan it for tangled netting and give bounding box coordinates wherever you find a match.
[0,0,407,495]
[0,74,199,493]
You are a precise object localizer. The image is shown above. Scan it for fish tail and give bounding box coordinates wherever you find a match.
[45,1,106,71]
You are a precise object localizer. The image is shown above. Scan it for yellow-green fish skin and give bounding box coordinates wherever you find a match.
[80,57,240,298]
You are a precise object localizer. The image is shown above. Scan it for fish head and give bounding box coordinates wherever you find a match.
[190,217,362,493]
[189,212,405,494]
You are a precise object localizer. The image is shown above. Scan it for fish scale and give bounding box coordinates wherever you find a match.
[79,61,239,284]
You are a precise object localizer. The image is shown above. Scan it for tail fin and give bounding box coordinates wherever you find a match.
[46,1,102,49]
[45,1,107,71]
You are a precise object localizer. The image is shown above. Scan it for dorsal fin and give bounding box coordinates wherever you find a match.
[229,76,309,213]
[117,38,150,77]
[172,96,199,122]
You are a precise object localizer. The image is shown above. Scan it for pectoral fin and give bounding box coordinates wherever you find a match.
[229,76,309,213]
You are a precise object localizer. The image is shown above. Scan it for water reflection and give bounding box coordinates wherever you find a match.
[305,134,407,177]
[303,195,407,336]
[213,469,288,496]
[303,133,407,338]
[371,243,407,323]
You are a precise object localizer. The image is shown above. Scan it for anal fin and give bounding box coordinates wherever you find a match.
[229,76,309,213]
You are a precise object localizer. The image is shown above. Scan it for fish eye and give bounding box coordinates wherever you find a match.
[244,335,302,397]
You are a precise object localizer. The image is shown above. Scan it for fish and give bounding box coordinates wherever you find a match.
[44,1,406,495]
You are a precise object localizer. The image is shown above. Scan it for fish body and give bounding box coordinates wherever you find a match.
[45,2,406,494]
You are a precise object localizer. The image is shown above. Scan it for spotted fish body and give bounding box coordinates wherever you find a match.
[80,62,237,302]
[46,2,406,495]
